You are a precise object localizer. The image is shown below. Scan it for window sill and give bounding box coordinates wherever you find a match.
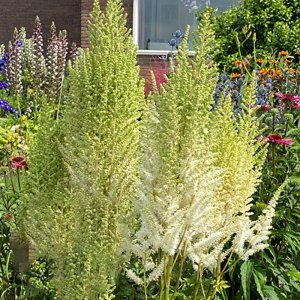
[137,50,195,56]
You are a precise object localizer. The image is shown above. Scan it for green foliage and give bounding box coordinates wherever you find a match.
[208,0,300,68]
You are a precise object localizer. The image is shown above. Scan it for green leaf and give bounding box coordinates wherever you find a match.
[240,261,253,300]
[262,285,280,300]
[253,268,266,300]
[288,271,300,283]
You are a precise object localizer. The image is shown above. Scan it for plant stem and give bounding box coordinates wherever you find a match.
[193,264,206,299]
[143,257,148,300]
[164,255,174,300]
[172,242,188,298]
[207,255,222,300]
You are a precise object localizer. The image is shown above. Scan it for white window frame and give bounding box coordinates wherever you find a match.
[133,0,195,56]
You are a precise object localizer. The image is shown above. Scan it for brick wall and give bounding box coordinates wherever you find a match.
[81,0,134,48]
[0,0,161,76]
[0,0,81,48]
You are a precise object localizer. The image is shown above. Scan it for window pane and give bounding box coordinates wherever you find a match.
[137,0,240,51]
[209,0,240,11]
[138,0,197,50]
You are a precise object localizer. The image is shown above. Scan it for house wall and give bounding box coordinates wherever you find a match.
[81,0,134,48]
[0,0,81,47]
[0,0,154,78]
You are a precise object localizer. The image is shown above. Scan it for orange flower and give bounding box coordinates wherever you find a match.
[259,68,269,76]
[256,58,264,64]
[288,68,296,74]
[231,72,241,78]
[285,59,292,65]
[279,50,288,56]
[234,60,243,66]
[270,69,282,78]
[270,59,278,65]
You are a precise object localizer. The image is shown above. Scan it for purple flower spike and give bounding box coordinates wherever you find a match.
[0,81,9,89]
[0,99,19,116]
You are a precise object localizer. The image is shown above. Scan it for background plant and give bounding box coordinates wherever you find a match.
[206,0,300,68]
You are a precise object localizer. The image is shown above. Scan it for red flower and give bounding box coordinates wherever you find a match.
[266,134,293,146]
[259,105,273,111]
[278,102,286,110]
[9,155,28,169]
[3,213,13,220]
[275,92,300,102]
[291,102,300,109]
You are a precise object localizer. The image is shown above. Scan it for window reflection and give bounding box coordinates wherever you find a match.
[137,0,240,51]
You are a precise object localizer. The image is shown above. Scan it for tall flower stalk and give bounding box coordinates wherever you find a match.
[31,16,45,95]
[6,28,22,96]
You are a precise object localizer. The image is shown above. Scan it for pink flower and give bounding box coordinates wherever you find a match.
[266,134,293,146]
[259,105,273,111]
[275,92,300,102]
[291,102,300,109]
[9,155,28,169]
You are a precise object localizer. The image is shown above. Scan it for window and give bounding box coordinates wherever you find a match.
[133,0,239,54]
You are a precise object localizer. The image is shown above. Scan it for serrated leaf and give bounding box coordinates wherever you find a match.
[241,261,253,300]
[288,271,300,282]
[262,285,280,300]
[253,268,266,300]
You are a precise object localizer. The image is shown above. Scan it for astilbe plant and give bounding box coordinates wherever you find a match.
[126,11,286,300]
[19,0,144,299]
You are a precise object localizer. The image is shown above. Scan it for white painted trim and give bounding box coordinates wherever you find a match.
[137,50,195,56]
[132,0,139,46]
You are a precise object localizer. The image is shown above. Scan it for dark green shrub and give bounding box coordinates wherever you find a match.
[207,0,300,68]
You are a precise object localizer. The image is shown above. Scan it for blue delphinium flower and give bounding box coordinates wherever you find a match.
[0,81,9,89]
[17,40,23,47]
[255,78,273,105]
[0,52,8,74]
[0,99,19,116]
